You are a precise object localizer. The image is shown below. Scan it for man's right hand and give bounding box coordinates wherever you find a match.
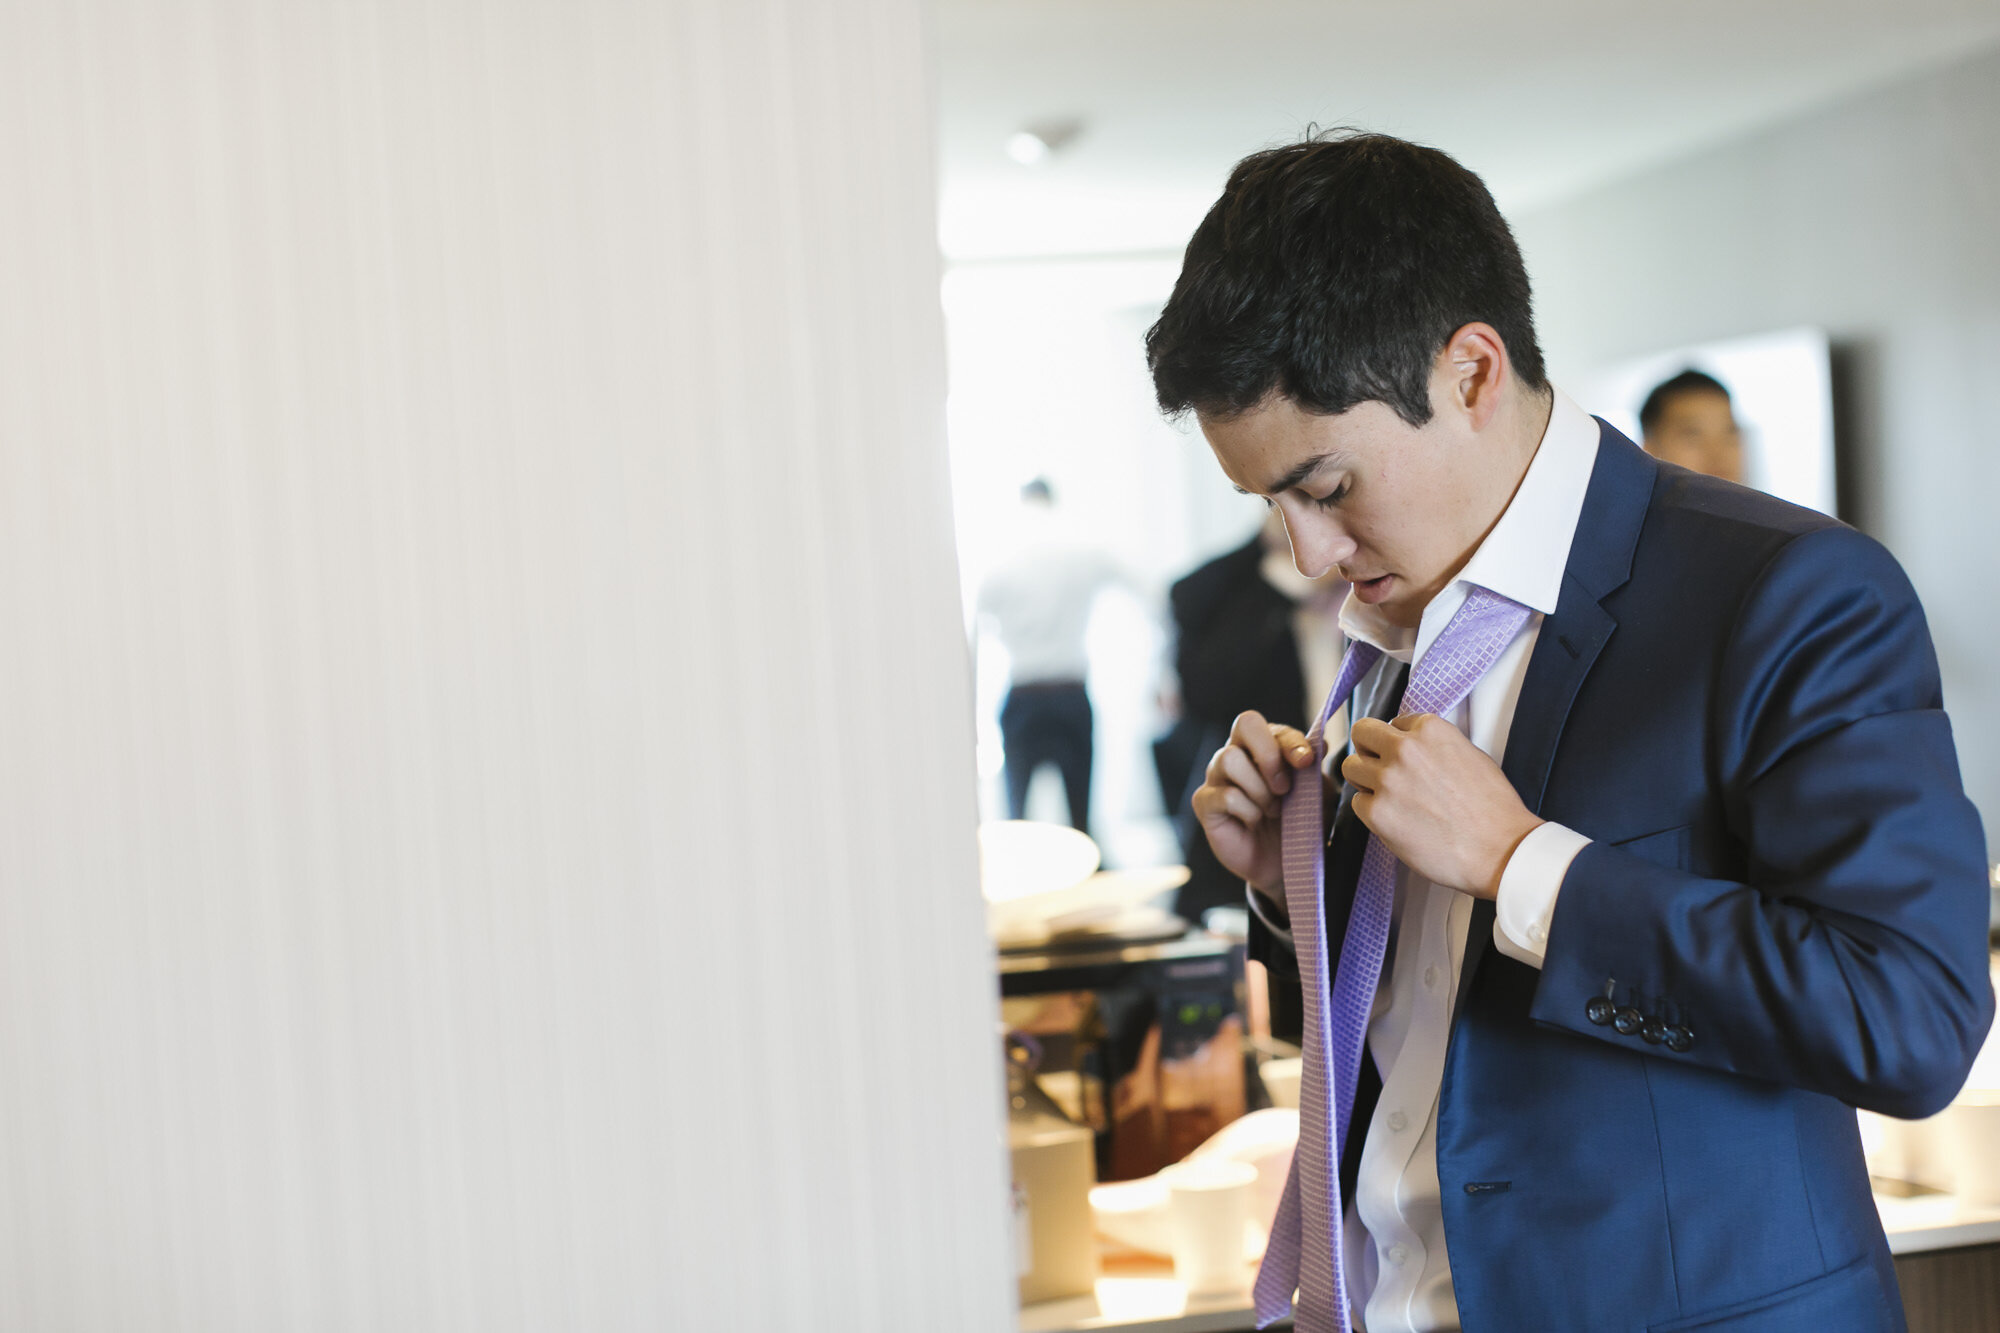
[1189,710,1319,895]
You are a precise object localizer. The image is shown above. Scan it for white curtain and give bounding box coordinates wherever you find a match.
[0,1,1010,1328]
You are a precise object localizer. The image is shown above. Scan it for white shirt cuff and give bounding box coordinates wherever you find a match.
[1491,822,1591,968]
[1246,883,1295,950]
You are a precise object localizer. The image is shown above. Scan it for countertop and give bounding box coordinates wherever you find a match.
[1019,1189,2000,1333]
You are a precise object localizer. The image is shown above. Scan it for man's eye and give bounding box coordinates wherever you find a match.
[1314,484,1350,510]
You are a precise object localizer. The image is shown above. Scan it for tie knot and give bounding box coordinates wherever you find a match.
[1402,586,1532,720]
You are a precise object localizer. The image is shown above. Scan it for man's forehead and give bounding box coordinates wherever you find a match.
[1662,390,1733,420]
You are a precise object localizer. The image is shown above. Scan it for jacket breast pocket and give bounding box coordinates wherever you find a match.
[1610,822,1692,872]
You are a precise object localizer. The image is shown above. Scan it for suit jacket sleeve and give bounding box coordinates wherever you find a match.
[1531,524,1994,1119]
[1247,883,1299,980]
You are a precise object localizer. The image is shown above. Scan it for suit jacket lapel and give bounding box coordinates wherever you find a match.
[1453,422,1657,1018]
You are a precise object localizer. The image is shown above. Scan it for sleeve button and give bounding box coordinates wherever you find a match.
[1640,1018,1666,1045]
[1585,997,1615,1026]
[1612,1006,1644,1036]
[1665,1025,1694,1053]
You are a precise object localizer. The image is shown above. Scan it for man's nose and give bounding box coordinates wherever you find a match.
[1282,512,1356,579]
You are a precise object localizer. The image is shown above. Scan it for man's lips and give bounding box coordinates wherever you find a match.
[1350,573,1395,603]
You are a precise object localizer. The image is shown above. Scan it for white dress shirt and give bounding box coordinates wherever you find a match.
[1249,388,1600,1332]
[974,515,1130,684]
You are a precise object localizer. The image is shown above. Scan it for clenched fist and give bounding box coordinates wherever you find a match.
[1341,713,1543,899]
[1189,710,1322,895]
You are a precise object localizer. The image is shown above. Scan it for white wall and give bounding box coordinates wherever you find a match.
[0,2,1012,1330]
[1515,44,2000,850]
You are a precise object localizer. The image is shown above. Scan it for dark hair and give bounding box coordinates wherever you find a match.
[1638,369,1731,437]
[1145,130,1547,427]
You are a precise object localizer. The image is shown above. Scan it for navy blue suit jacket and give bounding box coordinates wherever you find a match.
[1254,424,1994,1331]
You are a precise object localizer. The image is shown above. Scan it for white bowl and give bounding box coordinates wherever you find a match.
[1260,1058,1302,1110]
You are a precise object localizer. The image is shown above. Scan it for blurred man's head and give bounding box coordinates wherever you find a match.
[1638,370,1743,484]
[1146,131,1553,628]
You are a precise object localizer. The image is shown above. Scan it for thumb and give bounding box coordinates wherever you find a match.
[1271,725,1317,767]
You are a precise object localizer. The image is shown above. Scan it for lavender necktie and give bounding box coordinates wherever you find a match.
[1254,586,1532,1333]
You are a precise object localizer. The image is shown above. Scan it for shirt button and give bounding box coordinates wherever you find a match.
[1386,1109,1409,1132]
[1423,965,1439,990]
[1528,921,1547,944]
[1388,1244,1409,1267]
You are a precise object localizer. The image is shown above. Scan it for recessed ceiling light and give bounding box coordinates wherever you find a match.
[1004,117,1085,167]
[1005,132,1050,166]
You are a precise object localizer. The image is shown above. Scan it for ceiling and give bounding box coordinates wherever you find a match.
[934,0,2000,260]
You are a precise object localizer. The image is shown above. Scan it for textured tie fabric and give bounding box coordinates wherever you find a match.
[1254,586,1533,1333]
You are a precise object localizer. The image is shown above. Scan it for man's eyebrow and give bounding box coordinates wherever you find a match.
[1231,451,1342,497]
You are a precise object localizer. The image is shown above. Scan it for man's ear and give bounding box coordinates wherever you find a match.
[1442,323,1509,431]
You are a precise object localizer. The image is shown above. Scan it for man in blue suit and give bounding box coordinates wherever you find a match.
[1149,132,1993,1331]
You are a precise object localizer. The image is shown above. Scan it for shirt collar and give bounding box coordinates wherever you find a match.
[1339,386,1601,665]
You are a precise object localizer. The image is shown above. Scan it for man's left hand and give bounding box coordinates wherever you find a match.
[1341,714,1543,900]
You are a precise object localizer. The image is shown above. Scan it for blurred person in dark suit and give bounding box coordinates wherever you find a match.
[1167,509,1345,934]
